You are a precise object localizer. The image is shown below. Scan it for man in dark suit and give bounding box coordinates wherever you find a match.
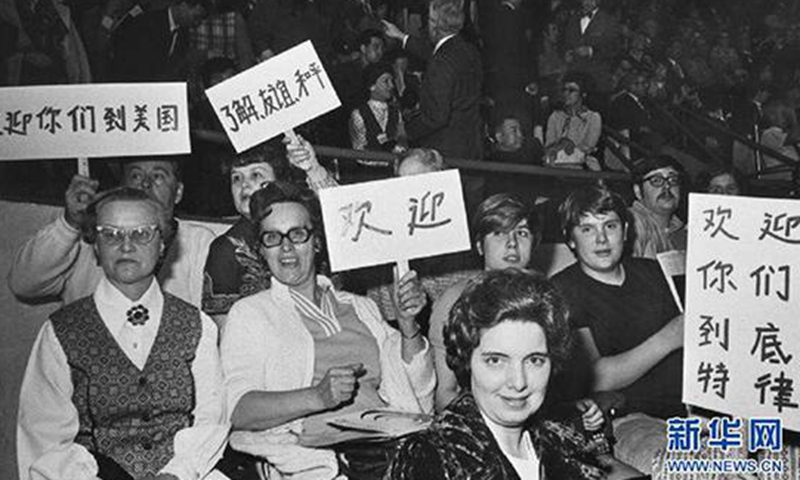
[111,0,208,82]
[384,0,482,162]
[384,0,483,213]
[609,71,667,149]
[481,0,535,101]
[563,0,620,96]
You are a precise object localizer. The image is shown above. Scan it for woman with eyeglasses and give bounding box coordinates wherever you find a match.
[544,73,602,170]
[18,187,228,480]
[202,137,337,332]
[220,181,434,479]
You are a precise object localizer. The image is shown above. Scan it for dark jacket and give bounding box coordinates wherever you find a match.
[562,9,621,93]
[386,393,604,480]
[405,34,483,161]
[111,9,191,81]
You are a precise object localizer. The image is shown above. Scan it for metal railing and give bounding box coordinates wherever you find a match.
[194,129,631,182]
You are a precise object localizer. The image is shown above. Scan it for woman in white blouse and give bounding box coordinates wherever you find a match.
[17,187,227,480]
[220,181,434,479]
[544,74,602,170]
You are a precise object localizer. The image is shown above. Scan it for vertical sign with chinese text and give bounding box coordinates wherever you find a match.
[318,170,471,272]
[0,83,189,160]
[205,40,340,153]
[685,193,799,432]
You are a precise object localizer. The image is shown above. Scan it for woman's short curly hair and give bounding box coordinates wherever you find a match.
[82,187,174,247]
[249,180,328,272]
[444,269,573,390]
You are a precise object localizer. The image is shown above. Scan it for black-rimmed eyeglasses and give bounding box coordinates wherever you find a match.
[260,227,314,248]
[644,174,681,188]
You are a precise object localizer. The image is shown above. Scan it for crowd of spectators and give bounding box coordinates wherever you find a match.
[6,1,800,478]
[4,0,800,210]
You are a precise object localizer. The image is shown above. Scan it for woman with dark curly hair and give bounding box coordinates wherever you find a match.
[387,269,627,480]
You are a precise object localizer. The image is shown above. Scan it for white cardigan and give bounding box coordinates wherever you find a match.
[220,275,435,477]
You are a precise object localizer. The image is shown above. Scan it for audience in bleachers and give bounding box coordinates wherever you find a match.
[7,0,800,479]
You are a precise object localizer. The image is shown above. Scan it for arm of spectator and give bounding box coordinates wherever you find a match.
[393,270,427,363]
[160,314,228,479]
[234,12,256,69]
[222,299,360,430]
[381,20,409,50]
[17,323,101,480]
[349,108,367,150]
[545,112,559,147]
[578,314,684,392]
[578,111,602,153]
[395,113,409,151]
[284,132,338,191]
[405,61,456,142]
[8,174,99,299]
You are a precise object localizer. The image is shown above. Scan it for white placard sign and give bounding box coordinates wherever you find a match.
[0,83,189,160]
[205,40,340,153]
[319,170,471,272]
[685,193,799,431]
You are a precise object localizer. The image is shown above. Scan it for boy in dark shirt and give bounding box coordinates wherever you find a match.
[551,182,685,475]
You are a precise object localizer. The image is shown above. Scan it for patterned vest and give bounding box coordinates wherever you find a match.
[358,102,400,151]
[51,293,202,478]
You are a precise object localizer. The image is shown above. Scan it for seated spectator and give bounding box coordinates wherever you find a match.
[17,187,227,480]
[610,71,667,150]
[111,0,210,81]
[349,61,408,154]
[396,147,446,177]
[387,269,617,479]
[431,193,541,411]
[490,110,544,165]
[551,182,684,475]
[544,74,602,170]
[334,28,387,110]
[203,138,337,328]
[760,97,800,179]
[629,155,687,259]
[696,166,746,196]
[8,158,215,307]
[624,32,655,73]
[220,181,434,479]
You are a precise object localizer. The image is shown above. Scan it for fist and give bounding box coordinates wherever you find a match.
[284,133,319,172]
[315,364,365,410]
[64,174,99,229]
[393,270,426,324]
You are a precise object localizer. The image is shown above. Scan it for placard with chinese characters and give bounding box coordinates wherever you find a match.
[685,193,799,432]
[318,170,471,272]
[0,83,189,160]
[205,40,340,153]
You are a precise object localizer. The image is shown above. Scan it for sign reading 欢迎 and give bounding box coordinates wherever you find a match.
[205,40,340,153]
[318,170,471,272]
[684,193,799,432]
[0,83,189,160]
